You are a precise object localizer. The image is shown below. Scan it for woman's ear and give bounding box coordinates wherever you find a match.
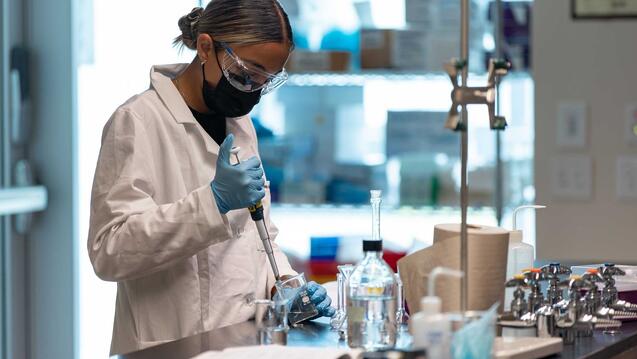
[196,33,214,63]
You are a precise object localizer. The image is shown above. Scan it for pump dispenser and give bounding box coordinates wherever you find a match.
[410,267,463,359]
[505,205,545,310]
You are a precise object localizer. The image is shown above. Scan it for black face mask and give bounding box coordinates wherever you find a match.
[201,61,261,118]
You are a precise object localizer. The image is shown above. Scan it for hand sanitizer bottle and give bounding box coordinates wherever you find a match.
[410,267,463,359]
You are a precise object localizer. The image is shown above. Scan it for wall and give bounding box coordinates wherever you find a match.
[534,0,637,263]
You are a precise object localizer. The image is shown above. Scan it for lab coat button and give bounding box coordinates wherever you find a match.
[244,293,255,304]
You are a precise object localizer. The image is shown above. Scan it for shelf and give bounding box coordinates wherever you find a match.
[0,186,48,216]
[286,72,449,87]
[271,203,495,215]
[285,71,531,87]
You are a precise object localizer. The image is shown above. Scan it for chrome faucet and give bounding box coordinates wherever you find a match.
[591,264,637,320]
[598,263,637,312]
[599,263,624,307]
[505,274,529,319]
[542,263,572,306]
[523,269,547,313]
[555,276,622,343]
[498,271,625,343]
[580,270,606,337]
[581,269,605,315]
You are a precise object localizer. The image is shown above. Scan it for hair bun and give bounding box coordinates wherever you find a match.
[177,7,204,48]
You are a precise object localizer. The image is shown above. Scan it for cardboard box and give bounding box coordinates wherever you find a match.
[360,29,427,70]
[360,29,393,68]
[386,111,458,157]
[286,50,351,73]
[405,0,469,31]
[405,0,486,72]
[405,0,436,27]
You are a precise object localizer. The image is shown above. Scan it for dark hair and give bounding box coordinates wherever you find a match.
[174,0,294,51]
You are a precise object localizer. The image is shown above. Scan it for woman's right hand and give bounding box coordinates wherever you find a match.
[211,134,265,214]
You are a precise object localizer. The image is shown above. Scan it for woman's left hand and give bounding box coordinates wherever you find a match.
[307,281,336,317]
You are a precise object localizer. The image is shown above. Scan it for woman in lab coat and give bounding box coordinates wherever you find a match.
[88,1,334,355]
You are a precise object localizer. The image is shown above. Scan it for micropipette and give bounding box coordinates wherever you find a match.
[230,147,281,281]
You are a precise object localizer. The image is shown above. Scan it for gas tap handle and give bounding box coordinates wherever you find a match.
[505,274,528,288]
[541,263,572,278]
[582,269,605,284]
[559,275,596,291]
[599,263,626,279]
[523,268,549,284]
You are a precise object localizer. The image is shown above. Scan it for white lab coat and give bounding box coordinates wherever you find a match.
[87,64,295,355]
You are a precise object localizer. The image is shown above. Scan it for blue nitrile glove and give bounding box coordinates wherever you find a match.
[307,281,336,318]
[211,134,265,214]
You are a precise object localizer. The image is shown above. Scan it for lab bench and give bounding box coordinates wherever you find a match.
[115,318,637,359]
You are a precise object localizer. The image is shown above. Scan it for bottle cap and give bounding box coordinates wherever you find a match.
[420,296,442,315]
[363,240,382,252]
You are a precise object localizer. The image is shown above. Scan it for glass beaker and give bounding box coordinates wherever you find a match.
[255,299,288,345]
[331,264,355,331]
[275,272,318,325]
[255,299,274,328]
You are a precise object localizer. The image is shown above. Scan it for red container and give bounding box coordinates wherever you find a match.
[383,250,407,273]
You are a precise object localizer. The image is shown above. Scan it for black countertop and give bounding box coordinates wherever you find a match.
[550,321,637,359]
[115,319,637,359]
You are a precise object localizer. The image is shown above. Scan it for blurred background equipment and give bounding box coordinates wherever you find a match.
[20,0,637,357]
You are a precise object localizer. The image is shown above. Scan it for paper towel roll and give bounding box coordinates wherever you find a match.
[398,223,509,314]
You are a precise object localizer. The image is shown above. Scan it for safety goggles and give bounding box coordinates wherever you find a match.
[217,42,289,95]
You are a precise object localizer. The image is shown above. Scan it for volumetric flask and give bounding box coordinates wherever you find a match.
[275,272,318,325]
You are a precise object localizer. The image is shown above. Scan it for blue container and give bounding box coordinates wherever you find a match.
[310,236,340,260]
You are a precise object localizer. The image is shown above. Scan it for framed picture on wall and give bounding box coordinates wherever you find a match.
[573,0,637,19]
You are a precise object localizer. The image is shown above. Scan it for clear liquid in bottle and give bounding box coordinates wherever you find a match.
[347,295,397,350]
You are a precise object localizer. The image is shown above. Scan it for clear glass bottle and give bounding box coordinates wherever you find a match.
[347,190,397,350]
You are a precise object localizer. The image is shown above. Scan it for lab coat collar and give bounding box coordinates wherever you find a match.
[150,63,198,125]
[149,64,253,156]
